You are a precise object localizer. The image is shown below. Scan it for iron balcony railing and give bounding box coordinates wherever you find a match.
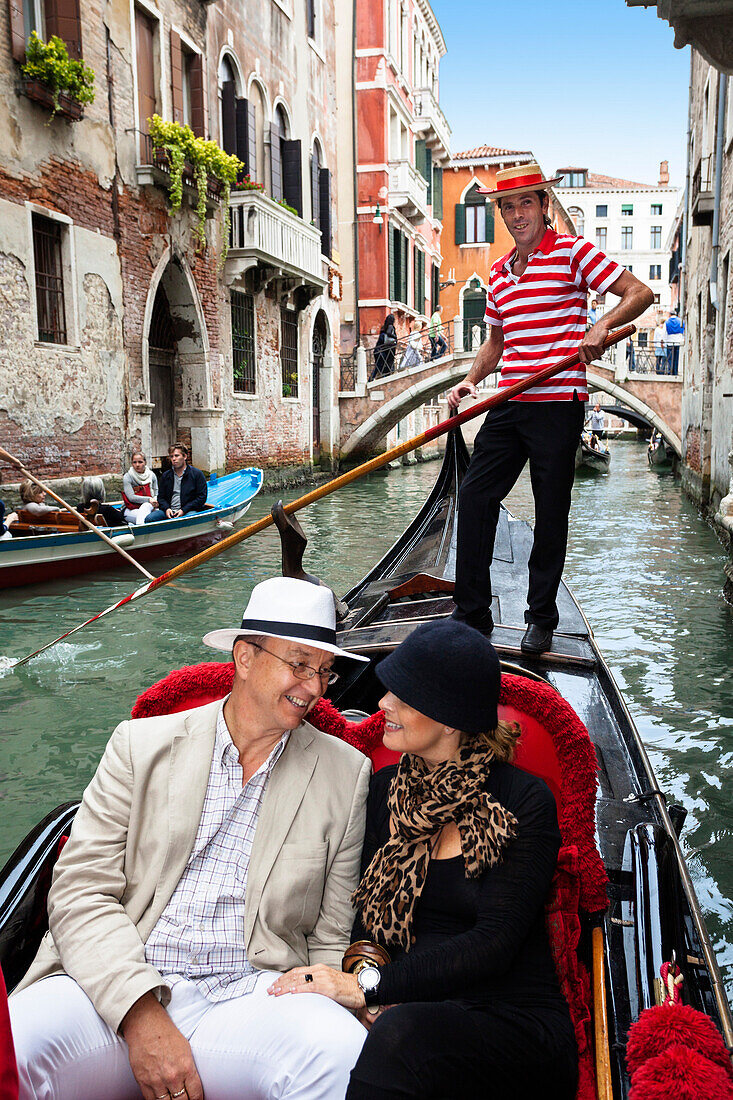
[353,326,456,383]
[692,154,713,205]
[131,130,223,204]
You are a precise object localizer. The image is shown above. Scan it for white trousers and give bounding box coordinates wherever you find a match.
[10,971,366,1100]
[123,502,153,525]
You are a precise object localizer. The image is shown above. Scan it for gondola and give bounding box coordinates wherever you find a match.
[576,436,611,474]
[647,433,674,471]
[0,467,263,588]
[0,424,730,1100]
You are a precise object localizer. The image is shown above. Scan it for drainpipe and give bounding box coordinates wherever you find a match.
[710,72,727,311]
[351,0,360,346]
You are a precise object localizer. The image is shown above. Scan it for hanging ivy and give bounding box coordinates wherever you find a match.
[147,116,241,255]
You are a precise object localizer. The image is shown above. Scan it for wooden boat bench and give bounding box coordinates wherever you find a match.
[9,502,107,536]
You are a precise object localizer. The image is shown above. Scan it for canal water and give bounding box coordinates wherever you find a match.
[1,438,733,994]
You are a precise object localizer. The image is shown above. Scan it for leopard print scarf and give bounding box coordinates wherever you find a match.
[352,743,518,950]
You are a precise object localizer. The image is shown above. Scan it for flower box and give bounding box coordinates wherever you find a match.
[20,77,84,120]
[151,146,221,204]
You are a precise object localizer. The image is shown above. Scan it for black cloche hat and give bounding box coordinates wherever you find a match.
[376,619,501,734]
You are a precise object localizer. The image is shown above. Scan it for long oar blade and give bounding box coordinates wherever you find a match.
[6,326,633,669]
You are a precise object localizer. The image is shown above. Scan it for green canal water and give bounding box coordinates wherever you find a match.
[1,439,733,994]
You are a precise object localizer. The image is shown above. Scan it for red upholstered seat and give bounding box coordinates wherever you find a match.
[133,662,607,1100]
[0,965,19,1100]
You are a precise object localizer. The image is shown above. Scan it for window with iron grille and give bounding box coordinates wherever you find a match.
[32,213,67,345]
[281,307,299,398]
[230,290,256,393]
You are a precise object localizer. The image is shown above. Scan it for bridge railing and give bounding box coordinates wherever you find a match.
[340,326,457,388]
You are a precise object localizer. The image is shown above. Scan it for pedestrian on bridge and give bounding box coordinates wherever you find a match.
[447,164,654,654]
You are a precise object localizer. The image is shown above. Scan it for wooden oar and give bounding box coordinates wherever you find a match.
[6,326,634,669]
[0,448,155,582]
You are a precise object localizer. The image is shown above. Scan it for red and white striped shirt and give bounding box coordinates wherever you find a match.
[484,229,625,402]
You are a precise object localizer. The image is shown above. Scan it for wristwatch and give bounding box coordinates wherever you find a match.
[356,963,381,1008]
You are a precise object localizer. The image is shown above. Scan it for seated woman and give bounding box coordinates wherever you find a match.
[79,477,125,527]
[269,619,578,1100]
[0,501,18,539]
[122,451,161,524]
[18,480,59,518]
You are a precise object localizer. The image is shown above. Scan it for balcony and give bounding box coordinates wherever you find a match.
[413,87,451,163]
[226,189,325,291]
[691,154,714,226]
[132,130,222,209]
[389,160,429,222]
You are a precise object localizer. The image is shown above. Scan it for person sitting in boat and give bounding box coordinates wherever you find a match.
[18,480,60,518]
[269,619,578,1100]
[157,443,207,519]
[79,477,126,527]
[122,450,160,525]
[9,577,371,1100]
[589,432,600,450]
[0,500,18,539]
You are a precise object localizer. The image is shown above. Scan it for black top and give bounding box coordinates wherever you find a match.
[157,465,208,514]
[353,762,567,1009]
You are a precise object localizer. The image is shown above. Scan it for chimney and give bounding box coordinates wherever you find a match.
[659,160,669,186]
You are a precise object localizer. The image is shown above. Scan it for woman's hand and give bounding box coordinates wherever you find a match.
[267,964,366,1010]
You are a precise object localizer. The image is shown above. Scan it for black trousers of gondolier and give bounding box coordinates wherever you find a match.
[454,394,584,630]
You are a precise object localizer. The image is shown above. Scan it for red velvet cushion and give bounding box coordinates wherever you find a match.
[0,965,19,1100]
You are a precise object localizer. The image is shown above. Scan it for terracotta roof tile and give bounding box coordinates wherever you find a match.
[452,146,532,160]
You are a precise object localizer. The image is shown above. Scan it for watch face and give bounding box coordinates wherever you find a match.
[359,966,380,993]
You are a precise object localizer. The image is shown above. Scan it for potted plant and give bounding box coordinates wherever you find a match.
[21,32,95,120]
[147,116,241,255]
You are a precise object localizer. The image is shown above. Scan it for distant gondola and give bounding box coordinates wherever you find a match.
[0,425,729,1099]
[576,434,611,473]
[647,431,674,470]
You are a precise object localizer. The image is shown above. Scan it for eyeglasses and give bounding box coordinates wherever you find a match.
[249,642,339,685]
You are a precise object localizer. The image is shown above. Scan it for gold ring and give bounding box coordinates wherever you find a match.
[172,1092,186,1098]
[155,1094,169,1099]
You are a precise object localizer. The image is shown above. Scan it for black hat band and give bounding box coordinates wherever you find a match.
[238,618,337,646]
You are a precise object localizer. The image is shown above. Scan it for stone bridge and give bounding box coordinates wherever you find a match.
[339,343,682,460]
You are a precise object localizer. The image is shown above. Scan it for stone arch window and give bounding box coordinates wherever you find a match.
[567,206,584,236]
[247,79,267,185]
[218,53,242,155]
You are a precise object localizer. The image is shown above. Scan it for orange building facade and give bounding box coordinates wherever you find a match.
[352,0,450,346]
[441,148,576,351]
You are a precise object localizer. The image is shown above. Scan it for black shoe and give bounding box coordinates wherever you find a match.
[451,607,495,634]
[521,624,553,654]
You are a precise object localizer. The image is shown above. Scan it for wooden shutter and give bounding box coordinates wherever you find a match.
[414,249,424,313]
[8,0,26,61]
[221,80,237,155]
[189,53,205,137]
[388,224,396,301]
[432,262,439,314]
[170,31,183,124]
[424,148,432,205]
[270,121,282,201]
[235,98,249,174]
[486,201,495,243]
[282,139,303,216]
[45,0,82,58]
[432,166,443,220]
[247,100,257,180]
[455,203,466,245]
[401,233,408,304]
[310,152,320,228]
[319,167,332,258]
[415,139,427,181]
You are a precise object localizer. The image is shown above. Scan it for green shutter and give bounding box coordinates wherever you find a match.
[455,203,466,245]
[388,225,396,301]
[486,201,494,244]
[401,233,409,304]
[432,166,443,220]
[414,249,425,313]
[415,139,428,182]
[424,148,432,205]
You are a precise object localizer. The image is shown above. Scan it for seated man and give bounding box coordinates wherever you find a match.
[10,577,371,1100]
[157,443,207,520]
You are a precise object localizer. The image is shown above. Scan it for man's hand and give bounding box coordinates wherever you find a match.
[165,508,182,519]
[447,380,478,408]
[578,320,610,364]
[267,964,365,1010]
[120,993,204,1100]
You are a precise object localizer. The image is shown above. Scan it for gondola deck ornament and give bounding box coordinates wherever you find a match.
[4,326,634,671]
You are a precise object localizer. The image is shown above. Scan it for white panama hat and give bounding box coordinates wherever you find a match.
[202,576,369,662]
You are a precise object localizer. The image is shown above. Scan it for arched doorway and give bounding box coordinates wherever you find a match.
[149,285,176,465]
[312,310,328,459]
[462,278,487,351]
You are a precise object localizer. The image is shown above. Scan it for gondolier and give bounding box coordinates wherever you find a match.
[448,164,653,653]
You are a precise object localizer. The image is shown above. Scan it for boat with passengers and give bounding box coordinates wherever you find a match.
[0,424,729,1098]
[0,466,263,588]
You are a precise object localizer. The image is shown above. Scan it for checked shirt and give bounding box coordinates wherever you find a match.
[145,700,289,1001]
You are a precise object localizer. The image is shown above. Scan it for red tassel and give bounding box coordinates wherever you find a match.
[629,1044,733,1100]
[626,1003,733,1079]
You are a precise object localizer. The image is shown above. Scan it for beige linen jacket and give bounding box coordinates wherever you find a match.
[15,699,371,1033]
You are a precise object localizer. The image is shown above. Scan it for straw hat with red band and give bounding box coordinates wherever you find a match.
[476,162,564,202]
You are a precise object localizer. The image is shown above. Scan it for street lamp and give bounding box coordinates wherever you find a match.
[372,203,383,228]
